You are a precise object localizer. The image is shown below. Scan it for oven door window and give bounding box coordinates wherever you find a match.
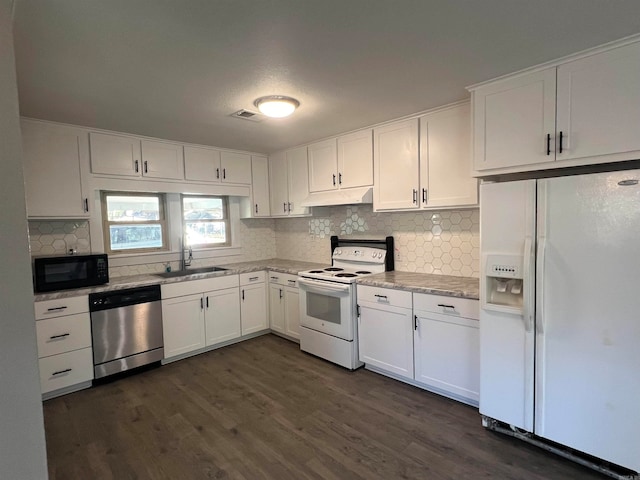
[306,292,342,324]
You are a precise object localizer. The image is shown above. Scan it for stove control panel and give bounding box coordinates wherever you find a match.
[333,246,386,263]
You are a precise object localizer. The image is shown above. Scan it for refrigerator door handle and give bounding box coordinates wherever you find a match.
[523,236,535,332]
[536,235,547,334]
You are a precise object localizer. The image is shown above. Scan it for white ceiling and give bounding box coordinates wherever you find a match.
[13,0,640,154]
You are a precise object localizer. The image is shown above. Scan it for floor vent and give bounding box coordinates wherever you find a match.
[230,109,263,122]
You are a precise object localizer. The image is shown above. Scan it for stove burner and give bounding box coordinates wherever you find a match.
[355,271,372,274]
[324,267,344,272]
[335,273,358,278]
[308,270,324,273]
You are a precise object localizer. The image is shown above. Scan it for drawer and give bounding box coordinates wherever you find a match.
[413,293,479,320]
[39,347,93,394]
[239,271,266,286]
[34,295,88,320]
[268,272,298,288]
[357,285,412,309]
[161,274,239,299]
[36,313,92,358]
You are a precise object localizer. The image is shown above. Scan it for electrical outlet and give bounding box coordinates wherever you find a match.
[395,251,401,261]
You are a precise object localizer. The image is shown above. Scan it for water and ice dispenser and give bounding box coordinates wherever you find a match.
[484,255,524,312]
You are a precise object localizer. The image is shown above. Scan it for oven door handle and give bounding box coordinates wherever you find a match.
[297,278,351,295]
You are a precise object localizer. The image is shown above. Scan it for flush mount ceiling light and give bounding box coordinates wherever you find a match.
[254,95,300,118]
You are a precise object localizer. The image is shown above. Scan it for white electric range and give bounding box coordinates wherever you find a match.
[297,237,394,369]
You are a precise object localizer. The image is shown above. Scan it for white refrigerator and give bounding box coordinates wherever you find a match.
[480,169,640,474]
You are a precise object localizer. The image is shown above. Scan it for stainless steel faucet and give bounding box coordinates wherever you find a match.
[180,237,193,270]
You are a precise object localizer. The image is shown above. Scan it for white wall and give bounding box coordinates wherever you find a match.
[0,1,49,478]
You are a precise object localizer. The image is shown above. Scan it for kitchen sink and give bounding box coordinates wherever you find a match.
[154,266,228,278]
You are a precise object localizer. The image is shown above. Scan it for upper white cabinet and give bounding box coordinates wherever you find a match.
[184,146,251,185]
[21,119,90,218]
[373,119,420,211]
[269,146,310,217]
[308,138,338,192]
[419,103,477,208]
[337,129,373,189]
[472,40,640,174]
[374,105,476,212]
[90,132,184,180]
[308,130,373,193]
[249,155,271,217]
[220,152,252,184]
[184,145,221,182]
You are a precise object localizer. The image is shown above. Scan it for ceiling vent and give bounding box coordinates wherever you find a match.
[230,109,263,122]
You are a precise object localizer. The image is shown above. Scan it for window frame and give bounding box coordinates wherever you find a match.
[181,194,231,248]
[100,191,169,255]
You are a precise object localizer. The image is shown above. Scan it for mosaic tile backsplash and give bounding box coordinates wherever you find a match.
[277,205,480,277]
[28,205,479,278]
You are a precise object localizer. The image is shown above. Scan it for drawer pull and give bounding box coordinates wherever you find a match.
[287,279,296,284]
[52,368,72,376]
[49,333,70,340]
[437,303,456,309]
[374,294,388,300]
[270,276,279,280]
[46,306,67,312]
[249,276,260,281]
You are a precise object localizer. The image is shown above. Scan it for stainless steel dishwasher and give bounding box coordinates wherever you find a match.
[89,285,163,379]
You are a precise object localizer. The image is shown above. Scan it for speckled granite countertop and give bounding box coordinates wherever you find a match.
[356,271,479,300]
[34,259,325,301]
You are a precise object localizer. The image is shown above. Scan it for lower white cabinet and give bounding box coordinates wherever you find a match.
[34,295,93,398]
[357,286,480,405]
[268,273,300,340]
[162,293,206,358]
[205,287,241,345]
[357,286,414,380]
[414,293,480,403]
[240,272,268,335]
[161,275,240,360]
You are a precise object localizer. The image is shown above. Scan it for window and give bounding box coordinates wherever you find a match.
[182,195,230,247]
[101,192,168,254]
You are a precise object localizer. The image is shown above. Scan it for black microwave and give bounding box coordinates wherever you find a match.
[33,254,109,292]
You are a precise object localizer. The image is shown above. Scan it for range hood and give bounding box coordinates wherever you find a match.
[300,186,373,207]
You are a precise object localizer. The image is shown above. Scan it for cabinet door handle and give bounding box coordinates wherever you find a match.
[242,289,245,301]
[255,204,258,214]
[558,131,564,154]
[52,368,72,376]
[49,333,70,340]
[223,168,226,179]
[143,160,148,174]
[333,174,336,186]
[249,276,259,281]
[422,188,427,204]
[546,133,551,156]
[414,315,418,331]
[374,294,388,300]
[216,168,220,179]
[287,279,296,284]
[134,160,139,173]
[200,297,204,310]
[270,276,279,281]
[84,198,89,213]
[46,306,67,312]
[206,296,209,309]
[338,173,342,185]
[412,189,418,204]
[287,202,292,212]
[279,288,283,299]
[283,202,287,213]
[437,303,456,309]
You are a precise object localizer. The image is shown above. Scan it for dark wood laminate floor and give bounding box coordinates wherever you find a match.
[44,334,606,480]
